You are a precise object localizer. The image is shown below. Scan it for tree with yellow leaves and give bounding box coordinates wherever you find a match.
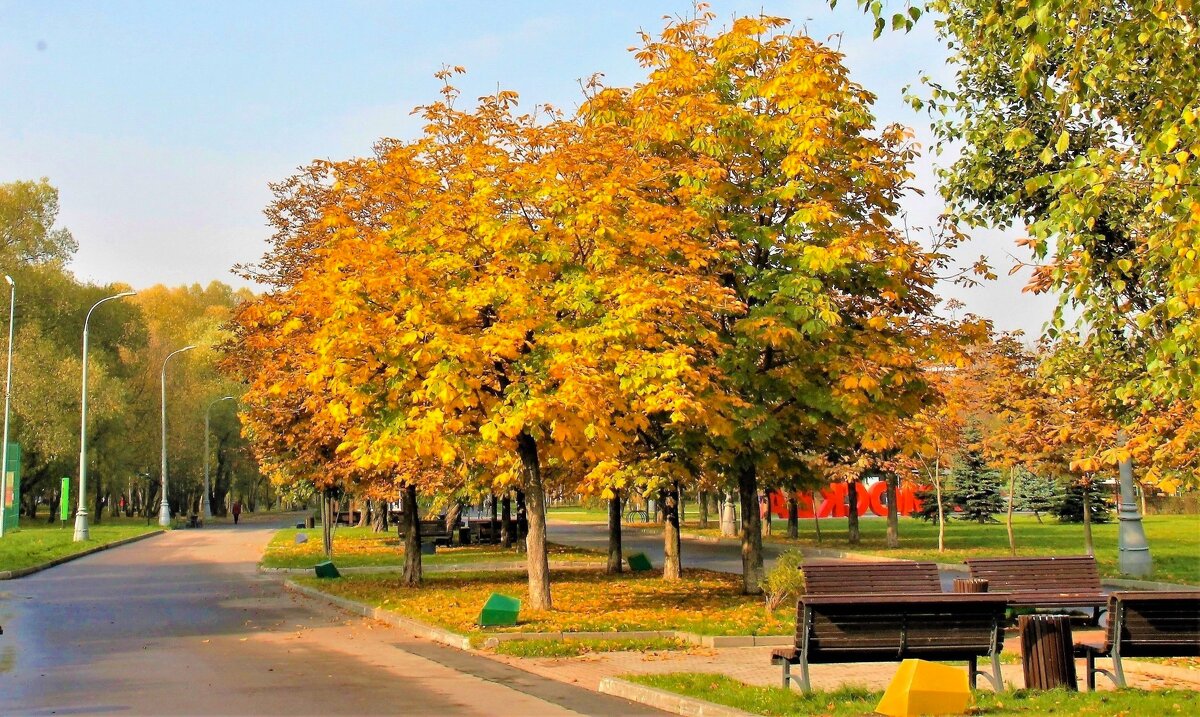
[607,8,972,592]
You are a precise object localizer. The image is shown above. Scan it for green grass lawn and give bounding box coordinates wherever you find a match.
[0,517,161,573]
[546,505,610,522]
[262,526,605,569]
[294,567,792,636]
[627,673,1199,716]
[681,514,1200,585]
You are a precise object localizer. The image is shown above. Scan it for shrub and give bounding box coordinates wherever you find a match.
[761,550,806,611]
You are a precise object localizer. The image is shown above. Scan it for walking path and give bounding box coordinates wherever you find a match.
[0,517,657,716]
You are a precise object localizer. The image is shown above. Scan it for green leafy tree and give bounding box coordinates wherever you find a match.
[842,0,1200,484]
[0,178,77,266]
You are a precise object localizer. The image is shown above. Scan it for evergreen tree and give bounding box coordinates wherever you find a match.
[1055,481,1113,524]
[912,484,953,523]
[950,433,1004,524]
[1014,470,1062,523]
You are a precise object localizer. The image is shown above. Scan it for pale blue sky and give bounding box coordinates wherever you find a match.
[0,0,1055,335]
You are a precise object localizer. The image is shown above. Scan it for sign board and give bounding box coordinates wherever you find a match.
[61,476,70,523]
[2,442,20,530]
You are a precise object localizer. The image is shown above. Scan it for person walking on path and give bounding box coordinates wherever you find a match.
[232,500,242,525]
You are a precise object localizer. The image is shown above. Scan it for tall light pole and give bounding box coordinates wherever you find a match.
[0,275,14,538]
[159,345,196,527]
[201,395,234,520]
[75,290,136,541]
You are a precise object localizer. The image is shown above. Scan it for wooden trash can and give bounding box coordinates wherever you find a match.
[953,578,989,593]
[1019,614,1077,690]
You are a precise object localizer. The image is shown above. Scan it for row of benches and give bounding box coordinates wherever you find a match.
[771,557,1200,692]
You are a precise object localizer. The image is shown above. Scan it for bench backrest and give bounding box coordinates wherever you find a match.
[965,555,1100,593]
[802,561,942,596]
[1105,591,1200,657]
[796,594,1007,662]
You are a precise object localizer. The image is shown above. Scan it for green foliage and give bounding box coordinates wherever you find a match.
[0,178,77,266]
[760,550,806,611]
[950,433,1005,523]
[1014,469,1063,519]
[1056,481,1114,524]
[912,483,952,523]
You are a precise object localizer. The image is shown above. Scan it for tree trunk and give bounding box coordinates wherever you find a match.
[812,490,823,544]
[607,490,623,574]
[516,432,552,610]
[373,498,389,533]
[444,501,462,544]
[847,479,860,545]
[402,484,422,586]
[762,489,772,536]
[737,462,764,595]
[357,499,369,528]
[662,483,682,581]
[501,493,513,549]
[515,489,528,541]
[1006,467,1017,555]
[1082,485,1095,557]
[698,490,709,529]
[935,458,946,553]
[490,493,498,544]
[787,494,799,539]
[321,489,334,559]
[885,473,899,549]
[93,476,103,525]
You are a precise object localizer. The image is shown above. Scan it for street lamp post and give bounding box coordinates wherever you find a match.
[201,395,234,520]
[0,275,14,538]
[158,345,196,527]
[75,291,136,542]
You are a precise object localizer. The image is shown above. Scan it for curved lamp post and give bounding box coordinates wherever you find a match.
[0,275,14,538]
[158,345,196,527]
[75,290,136,542]
[201,395,235,520]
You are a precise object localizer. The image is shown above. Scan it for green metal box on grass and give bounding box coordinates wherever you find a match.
[314,561,341,579]
[627,552,653,572]
[479,593,520,627]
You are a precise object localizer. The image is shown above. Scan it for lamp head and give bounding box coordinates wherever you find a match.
[4,275,12,286]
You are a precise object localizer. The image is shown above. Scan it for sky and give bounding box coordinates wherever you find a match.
[0,0,1058,336]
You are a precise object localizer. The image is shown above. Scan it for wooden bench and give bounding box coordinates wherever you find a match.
[802,560,942,595]
[1073,591,1200,689]
[397,518,453,546]
[771,593,1009,692]
[333,510,362,526]
[966,555,1107,622]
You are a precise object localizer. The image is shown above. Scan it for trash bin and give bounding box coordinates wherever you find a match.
[1019,614,1077,690]
[953,578,989,593]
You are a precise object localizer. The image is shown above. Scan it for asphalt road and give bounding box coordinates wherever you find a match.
[0,519,659,717]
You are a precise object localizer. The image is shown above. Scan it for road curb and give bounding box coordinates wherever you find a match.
[598,677,756,717]
[0,529,166,580]
[283,579,473,650]
[260,560,605,575]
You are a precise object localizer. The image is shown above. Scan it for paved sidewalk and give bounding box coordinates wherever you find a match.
[483,629,1200,696]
